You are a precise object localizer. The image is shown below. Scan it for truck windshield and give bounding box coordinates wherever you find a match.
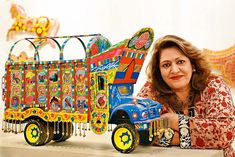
[117,86,130,95]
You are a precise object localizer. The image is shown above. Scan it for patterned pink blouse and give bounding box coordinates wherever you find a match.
[137,75,235,157]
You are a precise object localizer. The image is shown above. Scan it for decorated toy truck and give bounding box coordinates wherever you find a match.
[1,28,167,153]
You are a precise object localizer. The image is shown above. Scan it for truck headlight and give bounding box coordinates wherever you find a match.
[141,111,148,118]
[132,112,138,119]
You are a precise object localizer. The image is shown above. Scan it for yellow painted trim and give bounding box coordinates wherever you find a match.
[4,108,87,123]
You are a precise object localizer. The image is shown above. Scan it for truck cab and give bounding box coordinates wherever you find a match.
[108,84,161,126]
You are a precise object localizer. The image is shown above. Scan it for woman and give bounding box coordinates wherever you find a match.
[137,35,235,157]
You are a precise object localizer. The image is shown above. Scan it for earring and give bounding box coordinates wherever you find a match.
[193,69,196,72]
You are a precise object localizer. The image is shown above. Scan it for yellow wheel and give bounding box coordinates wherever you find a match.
[24,119,47,146]
[111,123,139,153]
[25,123,40,143]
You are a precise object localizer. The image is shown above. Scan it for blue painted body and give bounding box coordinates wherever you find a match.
[108,84,162,131]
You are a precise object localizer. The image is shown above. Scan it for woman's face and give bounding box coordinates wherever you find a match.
[159,47,193,92]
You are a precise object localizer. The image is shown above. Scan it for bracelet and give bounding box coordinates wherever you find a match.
[158,128,175,147]
[178,114,191,148]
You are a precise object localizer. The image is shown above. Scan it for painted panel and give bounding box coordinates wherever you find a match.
[9,65,24,111]
[24,65,36,107]
[48,63,60,112]
[61,62,74,112]
[75,61,88,114]
[37,64,48,108]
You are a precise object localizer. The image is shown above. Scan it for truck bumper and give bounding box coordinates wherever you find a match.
[134,118,168,132]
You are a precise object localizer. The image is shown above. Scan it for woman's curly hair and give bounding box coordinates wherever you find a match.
[146,35,211,94]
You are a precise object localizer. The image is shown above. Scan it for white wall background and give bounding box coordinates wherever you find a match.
[0,0,234,150]
[0,0,235,104]
[1,0,235,93]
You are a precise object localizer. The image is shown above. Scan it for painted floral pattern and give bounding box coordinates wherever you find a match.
[137,75,235,157]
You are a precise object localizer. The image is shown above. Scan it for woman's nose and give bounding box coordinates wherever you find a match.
[170,63,180,73]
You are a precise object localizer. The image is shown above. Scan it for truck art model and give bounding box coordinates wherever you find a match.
[1,28,167,153]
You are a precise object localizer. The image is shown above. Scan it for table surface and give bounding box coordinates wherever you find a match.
[0,130,224,157]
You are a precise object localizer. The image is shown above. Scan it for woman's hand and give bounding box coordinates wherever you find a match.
[171,131,180,145]
[161,113,179,131]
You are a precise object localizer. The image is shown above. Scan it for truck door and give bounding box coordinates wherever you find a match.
[96,72,108,109]
[90,72,109,135]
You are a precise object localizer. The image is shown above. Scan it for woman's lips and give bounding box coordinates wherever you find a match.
[170,75,183,80]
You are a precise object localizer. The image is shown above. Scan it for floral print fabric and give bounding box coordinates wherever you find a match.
[179,114,191,148]
[137,75,235,157]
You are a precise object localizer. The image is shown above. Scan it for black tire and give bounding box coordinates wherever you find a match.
[138,130,156,146]
[53,122,73,142]
[53,122,65,142]
[111,123,139,153]
[24,119,47,146]
[44,122,54,144]
[61,122,74,141]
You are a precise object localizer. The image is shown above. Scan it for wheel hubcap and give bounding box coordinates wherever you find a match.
[114,128,133,150]
[26,123,40,143]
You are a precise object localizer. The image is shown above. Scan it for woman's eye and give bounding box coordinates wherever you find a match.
[177,60,185,64]
[162,63,170,68]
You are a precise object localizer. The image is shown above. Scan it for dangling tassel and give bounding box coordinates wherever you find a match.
[53,122,56,134]
[4,120,7,133]
[47,122,49,136]
[74,123,77,136]
[7,120,11,132]
[66,122,68,136]
[62,122,64,136]
[14,120,17,134]
[156,119,160,136]
[2,119,4,131]
[79,123,82,136]
[19,121,22,133]
[70,123,73,136]
[149,121,153,141]
[22,121,25,133]
[57,122,60,134]
[88,122,90,131]
[160,118,164,129]
[18,121,22,133]
[83,123,86,137]
[11,120,14,133]
[108,124,113,132]
[17,121,20,134]
[44,121,49,142]
[153,120,157,136]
